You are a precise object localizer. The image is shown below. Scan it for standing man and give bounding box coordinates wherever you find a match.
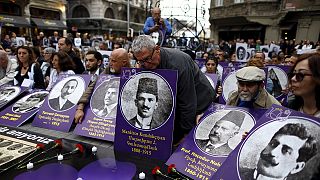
[58,37,85,74]
[128,77,161,129]
[196,111,245,155]
[74,48,131,123]
[143,7,172,46]
[132,35,215,144]
[0,50,18,86]
[240,123,317,180]
[227,66,280,109]
[49,79,78,111]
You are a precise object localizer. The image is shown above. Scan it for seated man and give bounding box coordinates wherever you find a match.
[227,66,280,108]
[0,50,18,86]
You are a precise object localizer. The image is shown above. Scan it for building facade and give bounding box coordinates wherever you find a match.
[66,0,147,37]
[209,0,320,43]
[0,0,67,39]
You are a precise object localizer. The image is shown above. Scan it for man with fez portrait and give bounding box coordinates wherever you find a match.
[13,93,47,113]
[128,77,161,130]
[240,123,317,180]
[93,80,119,118]
[196,110,245,156]
[49,79,78,111]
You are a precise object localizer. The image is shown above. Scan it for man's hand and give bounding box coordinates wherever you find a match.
[74,109,84,124]
[159,18,166,29]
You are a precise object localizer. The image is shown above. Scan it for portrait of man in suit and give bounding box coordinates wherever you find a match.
[240,123,317,180]
[236,46,246,61]
[196,110,245,156]
[0,87,18,108]
[93,80,120,118]
[128,77,161,130]
[49,78,78,111]
[13,92,48,113]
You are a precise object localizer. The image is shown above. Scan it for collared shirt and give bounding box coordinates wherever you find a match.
[106,103,117,115]
[204,141,227,152]
[134,115,152,129]
[58,96,68,110]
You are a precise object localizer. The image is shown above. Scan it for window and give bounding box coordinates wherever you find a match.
[234,0,244,3]
[0,2,21,16]
[104,8,114,19]
[215,0,223,7]
[72,5,89,18]
[30,7,60,20]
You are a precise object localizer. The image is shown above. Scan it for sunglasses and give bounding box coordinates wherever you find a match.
[288,72,312,82]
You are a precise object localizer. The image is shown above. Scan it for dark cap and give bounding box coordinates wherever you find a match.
[137,78,158,97]
[219,110,245,127]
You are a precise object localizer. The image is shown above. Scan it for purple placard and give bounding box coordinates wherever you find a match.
[114,68,177,161]
[195,58,207,70]
[265,65,291,105]
[0,90,49,127]
[205,73,219,90]
[74,75,120,141]
[32,75,91,132]
[0,85,26,109]
[213,104,320,180]
[166,103,265,180]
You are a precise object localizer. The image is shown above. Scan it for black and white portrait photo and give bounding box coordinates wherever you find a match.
[91,77,120,119]
[222,70,238,102]
[268,44,281,59]
[266,67,288,98]
[0,86,20,108]
[120,72,173,130]
[236,43,247,62]
[12,91,49,113]
[16,37,26,47]
[238,118,320,180]
[48,76,85,111]
[195,109,255,156]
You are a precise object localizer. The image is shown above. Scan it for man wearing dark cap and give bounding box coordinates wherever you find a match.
[196,110,245,155]
[227,66,280,108]
[128,77,161,129]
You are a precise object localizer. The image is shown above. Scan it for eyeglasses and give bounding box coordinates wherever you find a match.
[136,49,155,65]
[288,72,313,82]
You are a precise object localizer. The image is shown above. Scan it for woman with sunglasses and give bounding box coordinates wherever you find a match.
[14,46,45,89]
[287,53,320,117]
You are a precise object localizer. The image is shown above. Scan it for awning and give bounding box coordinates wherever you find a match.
[242,25,263,31]
[0,14,30,27]
[31,18,67,30]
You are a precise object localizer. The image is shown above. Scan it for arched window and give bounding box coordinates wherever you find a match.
[104,8,114,19]
[134,13,140,23]
[72,5,89,18]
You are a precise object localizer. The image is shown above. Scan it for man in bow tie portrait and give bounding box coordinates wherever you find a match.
[196,110,245,156]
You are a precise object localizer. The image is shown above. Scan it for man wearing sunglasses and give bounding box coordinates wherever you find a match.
[132,35,216,145]
[227,66,280,108]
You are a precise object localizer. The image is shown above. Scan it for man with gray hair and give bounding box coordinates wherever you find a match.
[0,50,18,86]
[227,66,280,109]
[132,35,215,144]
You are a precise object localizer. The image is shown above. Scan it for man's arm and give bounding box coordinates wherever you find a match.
[143,17,155,35]
[74,80,97,123]
[0,59,17,86]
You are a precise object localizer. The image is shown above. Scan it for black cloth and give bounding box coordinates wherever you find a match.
[158,48,216,142]
[67,50,85,74]
[128,116,161,130]
[14,64,45,89]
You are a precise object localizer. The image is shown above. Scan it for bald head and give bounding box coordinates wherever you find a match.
[152,7,161,21]
[0,50,9,69]
[109,48,131,74]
